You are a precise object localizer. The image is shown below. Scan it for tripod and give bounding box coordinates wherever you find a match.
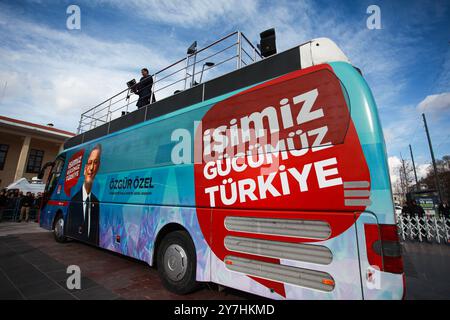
[123,88,132,116]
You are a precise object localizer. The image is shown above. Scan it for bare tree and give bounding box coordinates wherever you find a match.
[420,155,450,203]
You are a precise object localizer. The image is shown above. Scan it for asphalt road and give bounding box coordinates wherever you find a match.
[402,240,450,299]
[0,222,449,300]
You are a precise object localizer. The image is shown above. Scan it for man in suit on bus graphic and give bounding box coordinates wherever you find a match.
[67,144,102,245]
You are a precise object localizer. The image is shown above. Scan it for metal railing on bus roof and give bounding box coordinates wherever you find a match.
[77,31,262,134]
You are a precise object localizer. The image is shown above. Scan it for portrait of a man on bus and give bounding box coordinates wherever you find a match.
[66,144,102,245]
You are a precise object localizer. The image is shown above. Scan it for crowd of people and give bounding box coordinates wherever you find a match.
[401,200,450,219]
[438,202,450,219]
[0,189,43,222]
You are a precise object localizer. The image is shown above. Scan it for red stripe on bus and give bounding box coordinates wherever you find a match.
[47,200,69,207]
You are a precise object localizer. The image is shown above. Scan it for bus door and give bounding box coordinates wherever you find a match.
[39,154,66,226]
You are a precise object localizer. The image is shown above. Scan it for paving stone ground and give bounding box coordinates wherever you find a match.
[0,222,255,300]
[0,222,449,300]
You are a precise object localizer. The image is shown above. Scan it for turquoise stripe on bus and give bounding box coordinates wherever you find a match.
[330,62,394,224]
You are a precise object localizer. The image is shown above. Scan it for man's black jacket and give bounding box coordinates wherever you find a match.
[66,189,100,245]
[135,75,155,108]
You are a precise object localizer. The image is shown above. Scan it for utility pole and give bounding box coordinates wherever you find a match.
[409,144,419,190]
[400,152,408,198]
[422,113,443,203]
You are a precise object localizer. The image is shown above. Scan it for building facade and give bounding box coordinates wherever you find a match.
[0,115,75,189]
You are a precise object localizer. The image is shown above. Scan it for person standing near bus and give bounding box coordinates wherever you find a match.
[133,68,155,109]
[19,192,33,222]
[443,202,450,219]
[401,202,409,217]
[0,190,7,221]
[67,144,101,245]
[411,200,425,218]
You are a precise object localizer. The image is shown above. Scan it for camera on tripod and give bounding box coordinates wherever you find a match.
[127,79,137,91]
[126,79,137,99]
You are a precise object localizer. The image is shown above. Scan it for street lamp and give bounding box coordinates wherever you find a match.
[199,62,215,84]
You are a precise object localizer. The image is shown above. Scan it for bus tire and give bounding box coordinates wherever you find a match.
[53,215,67,243]
[157,230,198,295]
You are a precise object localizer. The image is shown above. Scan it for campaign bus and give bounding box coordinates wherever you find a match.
[38,33,404,299]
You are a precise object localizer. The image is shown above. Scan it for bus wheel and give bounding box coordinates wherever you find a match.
[157,230,198,295]
[54,215,67,243]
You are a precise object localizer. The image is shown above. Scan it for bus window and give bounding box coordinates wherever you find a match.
[45,155,66,196]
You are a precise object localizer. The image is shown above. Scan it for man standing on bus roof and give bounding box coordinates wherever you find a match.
[132,68,156,109]
[67,144,101,245]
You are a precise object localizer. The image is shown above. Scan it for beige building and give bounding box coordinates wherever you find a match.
[0,115,75,189]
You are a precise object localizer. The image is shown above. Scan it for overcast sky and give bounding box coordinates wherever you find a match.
[0,0,449,184]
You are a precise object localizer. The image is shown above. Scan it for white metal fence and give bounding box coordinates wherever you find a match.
[396,215,450,244]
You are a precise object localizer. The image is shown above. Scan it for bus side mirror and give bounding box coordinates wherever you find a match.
[38,161,55,180]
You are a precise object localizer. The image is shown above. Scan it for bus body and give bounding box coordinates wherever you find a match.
[39,38,404,299]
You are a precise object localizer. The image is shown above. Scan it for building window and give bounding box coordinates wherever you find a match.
[26,149,44,174]
[0,144,9,170]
